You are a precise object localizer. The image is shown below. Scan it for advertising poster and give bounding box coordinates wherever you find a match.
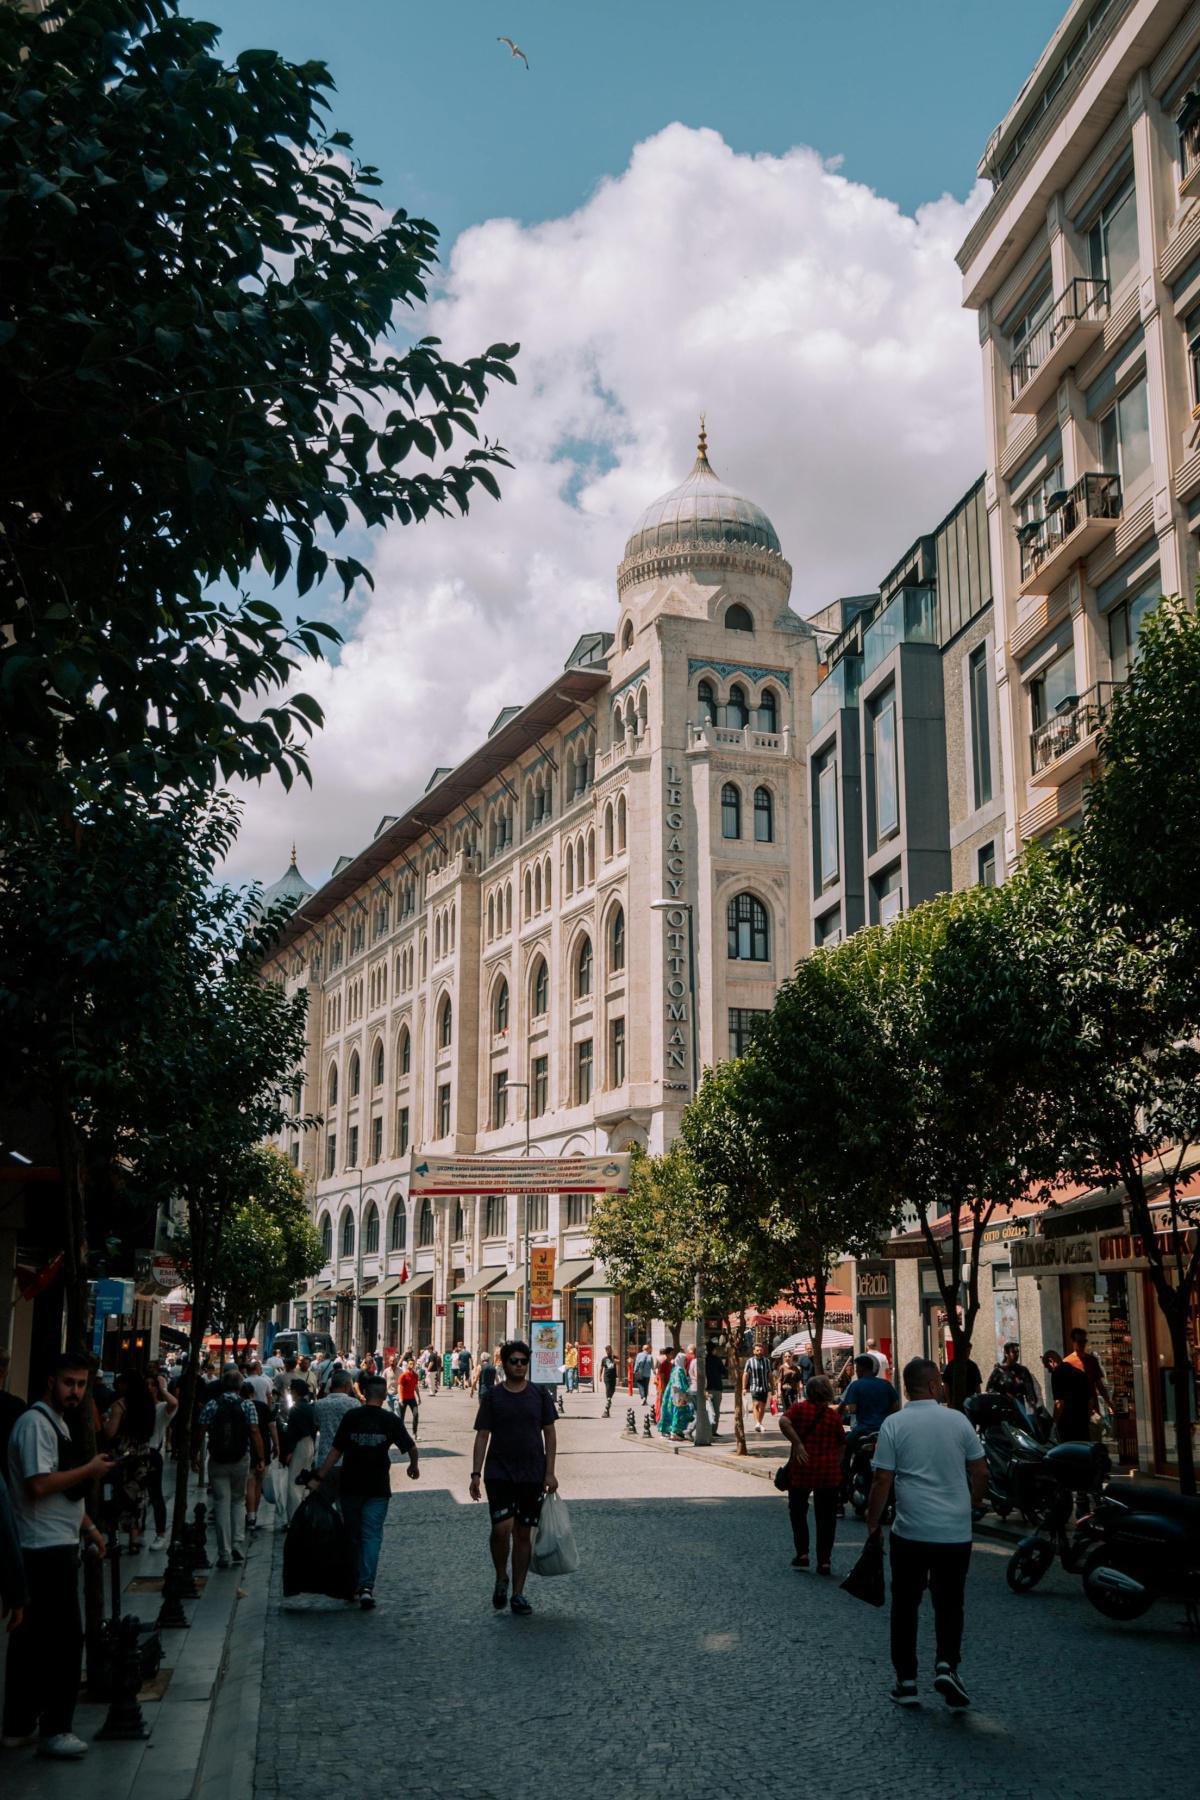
[410,1153,629,1197]
[530,1246,556,1320]
[531,1319,564,1386]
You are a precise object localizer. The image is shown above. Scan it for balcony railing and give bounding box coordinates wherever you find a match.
[861,586,937,679]
[811,653,862,735]
[1030,680,1121,778]
[1010,277,1108,412]
[688,721,787,753]
[1017,471,1121,596]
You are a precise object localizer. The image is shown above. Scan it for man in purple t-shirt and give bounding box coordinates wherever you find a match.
[469,1341,558,1617]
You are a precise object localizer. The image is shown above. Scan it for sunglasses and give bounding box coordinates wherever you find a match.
[505,1357,529,1367]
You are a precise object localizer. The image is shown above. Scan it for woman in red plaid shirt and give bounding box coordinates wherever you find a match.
[780,1375,846,1573]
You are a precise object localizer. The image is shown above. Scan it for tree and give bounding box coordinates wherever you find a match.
[202,1145,322,1348]
[0,0,517,819]
[590,1146,698,1350]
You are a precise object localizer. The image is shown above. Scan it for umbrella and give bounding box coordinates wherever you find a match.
[771,1328,854,1358]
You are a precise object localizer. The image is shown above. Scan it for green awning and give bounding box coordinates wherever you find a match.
[556,1258,594,1289]
[359,1279,403,1303]
[447,1267,507,1302]
[573,1270,615,1296]
[487,1262,526,1300]
[393,1272,433,1299]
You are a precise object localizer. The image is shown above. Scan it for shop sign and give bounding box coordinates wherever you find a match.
[1011,1233,1099,1273]
[660,761,693,1093]
[856,1270,893,1301]
[135,1249,181,1297]
[980,1218,1037,1246]
[530,1246,556,1312]
[578,1343,594,1382]
[435,1302,447,1317]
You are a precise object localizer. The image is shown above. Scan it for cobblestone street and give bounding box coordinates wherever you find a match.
[254,1388,1195,1800]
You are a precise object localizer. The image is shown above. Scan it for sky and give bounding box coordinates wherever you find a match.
[192,0,1069,886]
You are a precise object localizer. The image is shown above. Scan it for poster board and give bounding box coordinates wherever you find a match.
[530,1319,564,1386]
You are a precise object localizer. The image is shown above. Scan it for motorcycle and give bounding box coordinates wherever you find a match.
[843,1428,894,1525]
[1005,1441,1110,1593]
[1074,1480,1200,1627]
[963,1391,1056,1524]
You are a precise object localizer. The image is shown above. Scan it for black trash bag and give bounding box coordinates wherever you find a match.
[282,1487,357,1600]
[840,1532,886,1607]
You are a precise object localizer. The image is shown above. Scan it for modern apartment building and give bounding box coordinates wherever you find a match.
[958,0,1200,865]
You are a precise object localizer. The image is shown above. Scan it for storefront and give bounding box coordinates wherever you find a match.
[394,1272,433,1353]
[559,1259,595,1362]
[447,1267,508,1356]
[854,1263,895,1368]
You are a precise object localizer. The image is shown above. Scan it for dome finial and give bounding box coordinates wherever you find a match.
[697,412,708,462]
[289,843,297,867]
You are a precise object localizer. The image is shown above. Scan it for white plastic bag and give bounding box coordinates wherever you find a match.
[261,1462,285,1510]
[530,1491,579,1577]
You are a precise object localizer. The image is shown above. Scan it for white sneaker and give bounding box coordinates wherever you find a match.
[38,1733,88,1760]
[150,1534,166,1551]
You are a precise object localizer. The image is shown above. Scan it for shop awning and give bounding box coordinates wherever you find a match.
[447,1268,507,1302]
[358,1280,391,1304]
[314,1282,333,1295]
[487,1263,525,1300]
[393,1272,433,1300]
[556,1258,594,1289]
[330,1283,355,1298]
[573,1269,616,1296]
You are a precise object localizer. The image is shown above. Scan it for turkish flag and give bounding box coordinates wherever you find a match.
[400,1261,409,1284]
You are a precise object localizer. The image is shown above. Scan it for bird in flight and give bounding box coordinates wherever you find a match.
[497,36,529,69]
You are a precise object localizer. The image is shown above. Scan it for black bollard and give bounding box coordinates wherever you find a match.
[95,1616,151,1740]
[189,1502,211,1570]
[625,1407,636,1434]
[642,1411,653,1438]
[156,1539,192,1629]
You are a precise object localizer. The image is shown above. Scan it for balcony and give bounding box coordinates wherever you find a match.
[1017,471,1121,597]
[811,653,862,736]
[1010,278,1108,414]
[1029,681,1121,783]
[688,721,788,754]
[861,586,937,678]
[596,724,652,775]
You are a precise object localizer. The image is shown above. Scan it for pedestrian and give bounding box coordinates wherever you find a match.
[0,1471,26,1638]
[309,1375,419,1609]
[864,1339,891,1380]
[193,1369,264,1568]
[458,1344,473,1390]
[841,1355,901,1441]
[777,1350,802,1413]
[564,1341,579,1394]
[632,1343,654,1407]
[599,1345,619,1416]
[1043,1349,1090,1443]
[396,1358,421,1437]
[986,1343,1041,1410]
[0,1347,26,1472]
[469,1340,558,1616]
[658,1352,694,1441]
[941,1353,983,1402]
[384,1354,398,1414]
[242,1379,278,1535]
[144,1368,178,1550]
[281,1380,317,1521]
[865,1357,987,1709]
[654,1346,673,1421]
[780,1374,845,1573]
[704,1342,725,1437]
[743,1343,774,1433]
[313,1369,359,1470]
[244,1359,273,1406]
[428,1348,442,1396]
[2,1352,114,1759]
[1064,1328,1112,1424]
[100,1367,157,1556]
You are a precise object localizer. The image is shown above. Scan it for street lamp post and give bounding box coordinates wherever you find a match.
[347,1165,364,1355]
[505,1080,533,1345]
[650,897,711,1447]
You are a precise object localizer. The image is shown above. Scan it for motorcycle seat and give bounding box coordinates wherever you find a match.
[1112,1482,1200,1526]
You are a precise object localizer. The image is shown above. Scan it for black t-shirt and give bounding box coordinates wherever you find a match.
[474,1382,557,1484]
[1051,1361,1090,1440]
[332,1404,414,1498]
[600,1355,618,1389]
[0,1390,26,1470]
[705,1354,725,1393]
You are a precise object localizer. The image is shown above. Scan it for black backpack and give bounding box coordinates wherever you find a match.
[207,1397,250,1462]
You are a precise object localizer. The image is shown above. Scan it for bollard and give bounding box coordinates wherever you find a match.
[156,1539,193,1628]
[642,1411,653,1439]
[625,1407,636,1435]
[189,1501,211,1570]
[95,1616,151,1740]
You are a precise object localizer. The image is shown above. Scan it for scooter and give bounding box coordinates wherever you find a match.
[1005,1441,1110,1593]
[1074,1480,1200,1627]
[964,1392,1056,1524]
[843,1429,894,1525]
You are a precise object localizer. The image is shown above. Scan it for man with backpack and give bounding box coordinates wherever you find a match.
[193,1370,263,1567]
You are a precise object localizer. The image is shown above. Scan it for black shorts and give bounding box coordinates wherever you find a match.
[485,1480,544,1528]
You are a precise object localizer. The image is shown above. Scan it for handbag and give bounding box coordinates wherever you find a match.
[840,1532,886,1607]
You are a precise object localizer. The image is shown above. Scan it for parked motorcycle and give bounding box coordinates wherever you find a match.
[1005,1441,1110,1593]
[964,1392,1056,1524]
[843,1429,893,1525]
[1075,1480,1200,1626]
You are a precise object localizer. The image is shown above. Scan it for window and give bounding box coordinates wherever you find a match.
[728,1007,769,1058]
[532,957,549,1016]
[725,603,754,632]
[720,684,749,729]
[755,688,778,733]
[492,1069,508,1128]
[721,783,741,839]
[604,803,614,859]
[968,646,993,808]
[1029,644,1077,729]
[697,679,716,724]
[609,1016,626,1086]
[320,1214,333,1261]
[616,794,627,852]
[347,1124,359,1168]
[727,892,769,961]
[1098,376,1150,495]
[437,1083,451,1137]
[290,1141,300,1167]
[396,1106,409,1157]
[1188,306,1200,412]
[390,1202,407,1252]
[575,1038,593,1103]
[438,996,453,1049]
[418,1199,435,1248]
[364,1203,380,1254]
[873,695,899,840]
[978,842,997,888]
[328,1064,338,1107]
[485,1194,507,1238]
[370,1116,383,1164]
[817,756,839,888]
[494,978,509,1034]
[565,1193,594,1228]
[341,1210,355,1258]
[621,618,634,650]
[753,786,773,842]
[610,906,625,973]
[814,910,842,947]
[349,1052,361,1098]
[325,1132,337,1178]
[576,936,593,999]
[875,866,903,927]
[1109,585,1159,682]
[372,1041,385,1088]
[527,1194,549,1234]
[532,1054,548,1117]
[1088,175,1138,297]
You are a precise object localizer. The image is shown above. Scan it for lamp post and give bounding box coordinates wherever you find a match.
[347,1165,364,1355]
[650,897,711,1447]
[505,1080,533,1345]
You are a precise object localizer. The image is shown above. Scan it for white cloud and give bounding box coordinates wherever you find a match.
[227,124,988,888]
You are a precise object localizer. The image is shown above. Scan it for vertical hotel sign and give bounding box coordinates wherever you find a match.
[662,761,690,1091]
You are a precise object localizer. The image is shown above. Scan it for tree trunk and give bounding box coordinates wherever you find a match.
[1167,1305,1196,1496]
[669,1319,682,1351]
[729,1309,747,1456]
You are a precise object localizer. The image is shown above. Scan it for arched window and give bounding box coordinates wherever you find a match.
[364,1203,380,1254]
[754,786,774,842]
[327,1064,338,1107]
[612,705,625,743]
[320,1214,333,1262]
[756,687,778,733]
[340,1209,355,1258]
[727,891,770,961]
[610,905,625,973]
[721,683,749,729]
[576,936,593,999]
[452,1200,465,1242]
[621,618,634,651]
[494,977,509,1034]
[543,857,552,904]
[434,914,442,961]
[534,862,542,912]
[524,869,533,918]
[587,830,595,884]
[417,1199,435,1248]
[372,1041,385,1088]
[505,884,513,931]
[398,1026,411,1077]
[389,1201,407,1252]
[697,679,716,724]
[349,1052,361,1098]
[532,957,549,1017]
[420,934,427,979]
[604,802,614,860]
[617,794,627,851]
[725,602,754,632]
[637,686,648,732]
[487,894,495,940]
[721,782,741,839]
[564,847,574,899]
[438,995,453,1049]
[575,839,584,890]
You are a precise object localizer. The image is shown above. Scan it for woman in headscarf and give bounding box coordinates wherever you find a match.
[654,1346,673,1422]
[659,1352,695,1441]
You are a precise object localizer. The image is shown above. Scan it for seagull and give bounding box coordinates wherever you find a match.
[497,36,529,69]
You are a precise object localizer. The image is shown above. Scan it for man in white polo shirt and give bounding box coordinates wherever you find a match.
[866,1356,987,1711]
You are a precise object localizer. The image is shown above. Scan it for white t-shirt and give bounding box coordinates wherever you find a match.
[151,1399,171,1452]
[245,1374,273,1405]
[7,1403,85,1550]
[872,1400,984,1544]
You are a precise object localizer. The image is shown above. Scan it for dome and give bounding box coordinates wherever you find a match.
[623,426,781,565]
[261,846,315,913]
